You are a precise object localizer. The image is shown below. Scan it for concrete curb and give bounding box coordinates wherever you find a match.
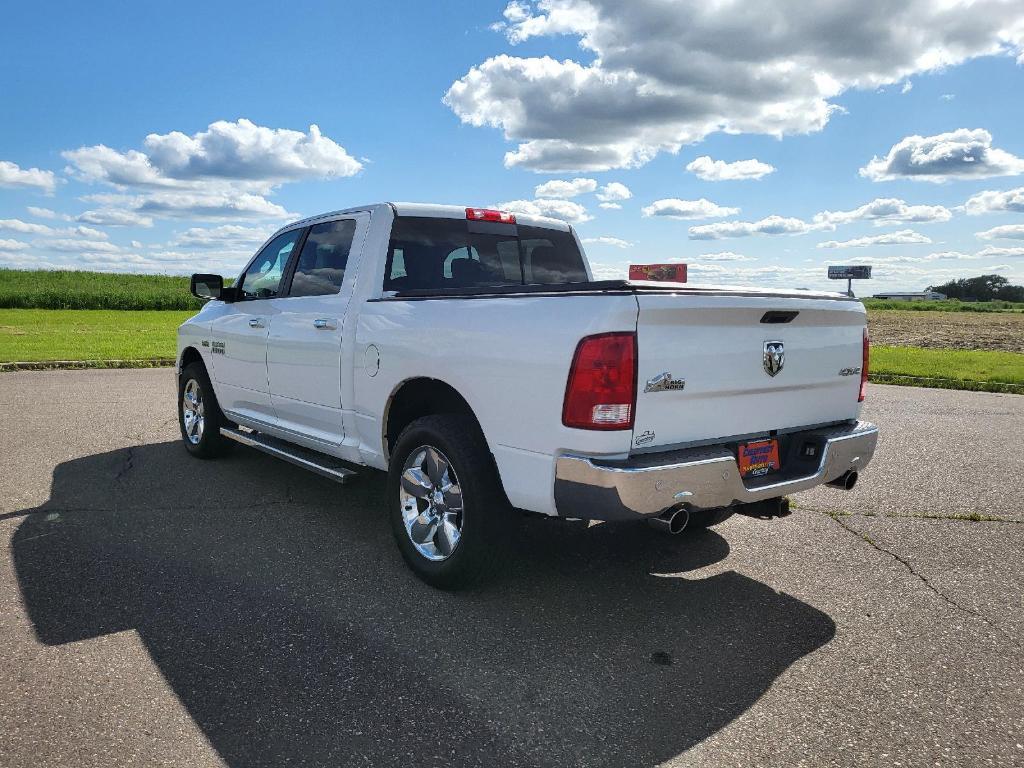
[869,372,1024,395]
[0,359,176,372]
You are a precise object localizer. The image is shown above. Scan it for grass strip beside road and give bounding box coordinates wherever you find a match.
[1,310,1023,394]
[871,345,1024,393]
[862,298,1024,313]
[0,309,191,364]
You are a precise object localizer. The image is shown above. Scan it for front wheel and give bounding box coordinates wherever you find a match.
[388,415,508,589]
[178,362,232,459]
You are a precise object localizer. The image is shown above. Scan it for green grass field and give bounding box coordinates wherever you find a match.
[0,309,191,364]
[861,298,1024,313]
[2,309,1022,393]
[871,345,1024,392]
[0,269,205,311]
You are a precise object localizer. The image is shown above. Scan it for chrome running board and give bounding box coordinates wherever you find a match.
[220,426,358,484]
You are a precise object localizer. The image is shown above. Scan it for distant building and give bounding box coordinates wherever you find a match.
[872,290,947,301]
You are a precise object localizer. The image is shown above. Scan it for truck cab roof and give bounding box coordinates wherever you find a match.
[270,202,573,240]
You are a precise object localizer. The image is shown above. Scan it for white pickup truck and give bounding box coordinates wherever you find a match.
[178,203,878,587]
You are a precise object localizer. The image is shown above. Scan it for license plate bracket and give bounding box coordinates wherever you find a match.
[738,439,781,478]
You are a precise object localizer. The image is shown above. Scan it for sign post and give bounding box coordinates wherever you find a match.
[827,265,872,297]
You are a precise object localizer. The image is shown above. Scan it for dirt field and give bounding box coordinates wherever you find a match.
[868,309,1024,353]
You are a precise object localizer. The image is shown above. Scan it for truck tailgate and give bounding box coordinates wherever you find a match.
[632,291,866,450]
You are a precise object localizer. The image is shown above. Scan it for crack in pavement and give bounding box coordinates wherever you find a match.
[791,503,1023,524]
[822,510,1022,650]
[114,445,135,481]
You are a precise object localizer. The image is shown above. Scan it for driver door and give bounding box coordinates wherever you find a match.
[208,227,305,424]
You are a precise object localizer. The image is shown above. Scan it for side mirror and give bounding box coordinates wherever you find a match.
[190,273,235,302]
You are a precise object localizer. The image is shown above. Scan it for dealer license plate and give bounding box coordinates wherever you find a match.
[738,439,780,478]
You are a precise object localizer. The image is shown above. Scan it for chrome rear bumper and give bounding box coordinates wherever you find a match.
[554,420,878,521]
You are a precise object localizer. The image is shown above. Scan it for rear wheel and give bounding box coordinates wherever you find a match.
[178,362,232,459]
[388,414,508,589]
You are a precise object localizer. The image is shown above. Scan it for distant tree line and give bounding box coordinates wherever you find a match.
[928,274,1024,302]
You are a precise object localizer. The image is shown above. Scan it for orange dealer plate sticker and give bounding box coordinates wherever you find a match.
[738,439,781,478]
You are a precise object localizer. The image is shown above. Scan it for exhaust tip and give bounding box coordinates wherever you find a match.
[648,506,690,535]
[827,470,859,491]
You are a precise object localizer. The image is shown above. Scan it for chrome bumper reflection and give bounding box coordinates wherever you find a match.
[554,420,878,521]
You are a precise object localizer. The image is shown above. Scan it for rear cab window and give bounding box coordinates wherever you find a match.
[384,217,588,292]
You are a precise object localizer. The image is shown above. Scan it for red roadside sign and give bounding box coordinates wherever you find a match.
[629,263,687,282]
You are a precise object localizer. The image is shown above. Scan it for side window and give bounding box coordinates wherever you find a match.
[240,229,303,299]
[390,249,407,279]
[289,219,357,297]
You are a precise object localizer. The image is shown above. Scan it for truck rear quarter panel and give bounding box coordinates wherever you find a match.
[352,293,639,514]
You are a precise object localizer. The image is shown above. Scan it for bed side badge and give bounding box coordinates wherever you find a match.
[644,372,685,393]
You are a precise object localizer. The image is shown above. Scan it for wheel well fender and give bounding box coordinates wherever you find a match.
[383,377,487,461]
[178,346,204,375]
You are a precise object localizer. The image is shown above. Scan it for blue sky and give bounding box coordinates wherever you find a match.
[2,0,1024,293]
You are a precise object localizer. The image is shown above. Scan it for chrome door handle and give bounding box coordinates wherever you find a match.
[248,318,265,329]
[313,318,337,330]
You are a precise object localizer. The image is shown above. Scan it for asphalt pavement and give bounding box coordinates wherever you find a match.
[1,369,1022,767]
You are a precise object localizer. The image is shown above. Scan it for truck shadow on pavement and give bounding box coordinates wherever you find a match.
[12,440,835,768]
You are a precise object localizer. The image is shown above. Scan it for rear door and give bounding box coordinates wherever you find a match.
[209,228,304,423]
[266,214,368,445]
[631,291,866,450]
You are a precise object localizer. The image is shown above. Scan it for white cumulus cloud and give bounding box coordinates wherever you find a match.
[446,1,1024,171]
[860,129,1024,182]
[582,236,632,248]
[0,160,56,193]
[172,224,274,249]
[816,229,932,248]
[497,198,592,223]
[41,238,121,254]
[64,119,362,189]
[976,224,1024,240]
[596,182,632,201]
[963,186,1024,215]
[685,156,775,181]
[696,251,756,262]
[814,198,952,226]
[533,177,597,198]
[0,239,29,251]
[0,218,55,235]
[642,198,739,220]
[688,215,823,240]
[598,202,622,210]
[26,206,67,220]
[82,191,295,221]
[75,209,155,228]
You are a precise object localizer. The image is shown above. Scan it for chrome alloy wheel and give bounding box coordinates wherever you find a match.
[399,445,464,562]
[181,378,205,445]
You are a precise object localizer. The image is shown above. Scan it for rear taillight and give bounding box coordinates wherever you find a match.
[562,332,637,430]
[859,327,870,402]
[466,207,516,224]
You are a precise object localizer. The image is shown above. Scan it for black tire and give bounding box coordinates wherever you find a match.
[178,362,232,459]
[388,414,509,589]
[686,507,735,530]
